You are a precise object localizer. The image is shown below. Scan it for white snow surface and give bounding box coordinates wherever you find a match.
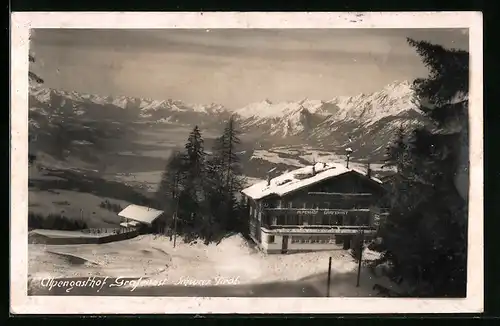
[241,162,382,200]
[29,234,354,285]
[28,234,400,297]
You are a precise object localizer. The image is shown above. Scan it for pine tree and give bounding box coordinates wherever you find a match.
[384,125,408,173]
[154,150,184,232]
[377,38,469,297]
[208,116,245,231]
[179,125,210,239]
[204,154,226,238]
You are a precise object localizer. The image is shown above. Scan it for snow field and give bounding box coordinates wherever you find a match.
[29,234,354,286]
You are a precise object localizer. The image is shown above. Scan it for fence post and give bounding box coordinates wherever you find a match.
[326,256,332,297]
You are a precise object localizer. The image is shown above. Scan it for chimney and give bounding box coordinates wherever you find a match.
[367,163,372,178]
[267,174,271,186]
[312,164,316,176]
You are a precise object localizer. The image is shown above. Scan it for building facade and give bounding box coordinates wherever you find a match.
[241,162,387,254]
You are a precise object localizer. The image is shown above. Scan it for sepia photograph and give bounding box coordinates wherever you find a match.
[11,12,483,314]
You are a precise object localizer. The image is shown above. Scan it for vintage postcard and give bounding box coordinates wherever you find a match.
[10,12,483,314]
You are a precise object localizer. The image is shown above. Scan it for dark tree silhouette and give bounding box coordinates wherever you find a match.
[376,38,469,297]
[207,116,246,231]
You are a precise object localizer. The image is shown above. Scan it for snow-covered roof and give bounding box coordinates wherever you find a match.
[118,205,164,226]
[241,162,383,200]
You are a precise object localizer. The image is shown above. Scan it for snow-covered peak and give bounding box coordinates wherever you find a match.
[236,98,331,120]
[234,80,419,138]
[383,80,413,92]
[29,86,231,120]
[329,80,418,125]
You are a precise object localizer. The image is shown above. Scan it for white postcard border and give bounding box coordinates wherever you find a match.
[10,11,483,314]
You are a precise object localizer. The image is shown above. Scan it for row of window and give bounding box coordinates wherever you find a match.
[264,234,374,245]
[265,200,372,209]
[290,235,343,244]
[264,235,343,245]
[250,202,370,214]
[264,215,370,227]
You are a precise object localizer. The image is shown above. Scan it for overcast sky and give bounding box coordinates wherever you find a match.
[29,28,468,109]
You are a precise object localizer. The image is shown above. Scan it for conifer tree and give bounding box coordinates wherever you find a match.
[154,150,184,232]
[209,116,245,231]
[384,126,409,173]
[204,154,226,237]
[377,38,469,297]
[179,125,210,238]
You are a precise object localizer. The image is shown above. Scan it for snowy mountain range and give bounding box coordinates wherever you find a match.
[29,80,425,161]
[236,80,420,133]
[233,80,424,158]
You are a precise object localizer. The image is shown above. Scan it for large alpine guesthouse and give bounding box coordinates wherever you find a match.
[241,162,388,254]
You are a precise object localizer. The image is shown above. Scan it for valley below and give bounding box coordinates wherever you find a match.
[27,81,413,228]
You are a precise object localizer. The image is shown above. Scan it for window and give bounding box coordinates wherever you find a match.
[277,215,285,225]
[287,214,298,225]
[249,206,253,217]
[335,236,343,244]
[291,235,332,244]
[267,235,275,243]
[288,201,293,208]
